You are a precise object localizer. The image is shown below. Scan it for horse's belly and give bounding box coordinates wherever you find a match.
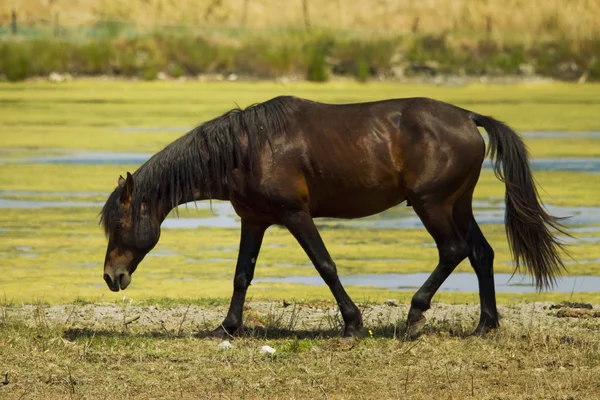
[310,186,407,219]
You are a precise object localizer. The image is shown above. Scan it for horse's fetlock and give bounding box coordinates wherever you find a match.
[411,295,430,312]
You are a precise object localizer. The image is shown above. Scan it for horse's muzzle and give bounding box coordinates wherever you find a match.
[103,272,131,292]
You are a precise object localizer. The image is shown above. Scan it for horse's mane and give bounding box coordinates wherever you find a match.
[100,95,297,236]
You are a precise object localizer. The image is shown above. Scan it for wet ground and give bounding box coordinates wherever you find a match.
[3,150,600,173]
[2,131,599,295]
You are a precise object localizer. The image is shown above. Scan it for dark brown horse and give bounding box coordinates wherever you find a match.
[100,96,568,336]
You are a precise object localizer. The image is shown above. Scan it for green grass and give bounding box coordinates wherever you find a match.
[1,81,600,153]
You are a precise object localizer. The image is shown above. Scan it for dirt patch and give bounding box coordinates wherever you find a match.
[6,300,597,336]
[549,301,594,310]
[555,308,600,319]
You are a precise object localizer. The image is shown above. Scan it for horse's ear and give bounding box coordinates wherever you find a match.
[118,175,125,186]
[120,172,134,205]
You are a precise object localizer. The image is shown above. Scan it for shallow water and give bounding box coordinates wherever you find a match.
[520,131,600,139]
[162,202,239,229]
[2,146,600,174]
[2,191,599,237]
[159,200,600,232]
[16,151,153,165]
[255,272,600,293]
[482,158,600,173]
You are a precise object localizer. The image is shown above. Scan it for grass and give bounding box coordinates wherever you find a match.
[4,1,600,82]
[1,79,600,398]
[1,80,600,305]
[2,31,600,82]
[1,300,600,399]
[1,190,600,304]
[1,81,600,153]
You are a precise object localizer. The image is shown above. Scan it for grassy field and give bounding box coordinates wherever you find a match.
[1,80,600,304]
[1,301,600,399]
[1,80,600,398]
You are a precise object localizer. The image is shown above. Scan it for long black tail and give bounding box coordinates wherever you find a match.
[471,113,570,290]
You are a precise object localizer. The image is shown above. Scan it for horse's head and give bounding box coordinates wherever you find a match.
[101,172,160,292]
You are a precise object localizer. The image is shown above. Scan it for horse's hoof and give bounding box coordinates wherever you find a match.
[406,315,426,336]
[209,325,239,339]
[471,322,499,337]
[343,326,363,339]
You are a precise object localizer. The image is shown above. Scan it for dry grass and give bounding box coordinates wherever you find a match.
[3,0,600,39]
[1,300,600,399]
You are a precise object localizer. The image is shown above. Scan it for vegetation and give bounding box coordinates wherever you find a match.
[1,1,600,82]
[0,81,599,305]
[1,76,600,398]
[1,31,599,82]
[1,300,599,399]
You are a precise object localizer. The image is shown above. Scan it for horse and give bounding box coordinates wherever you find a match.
[100,95,569,337]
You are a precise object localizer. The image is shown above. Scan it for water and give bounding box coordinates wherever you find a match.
[520,131,600,139]
[1,135,599,174]
[162,201,239,229]
[255,272,600,293]
[3,190,598,236]
[482,158,600,173]
[7,155,597,173]
[11,151,153,165]
[316,203,600,230]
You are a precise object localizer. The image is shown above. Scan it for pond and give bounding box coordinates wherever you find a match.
[255,272,600,293]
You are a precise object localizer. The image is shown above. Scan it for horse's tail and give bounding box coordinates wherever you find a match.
[471,113,570,290]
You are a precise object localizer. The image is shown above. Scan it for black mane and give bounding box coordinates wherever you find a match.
[100,95,297,236]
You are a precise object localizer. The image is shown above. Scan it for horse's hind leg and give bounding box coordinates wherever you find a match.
[407,198,470,329]
[283,210,363,337]
[453,191,499,334]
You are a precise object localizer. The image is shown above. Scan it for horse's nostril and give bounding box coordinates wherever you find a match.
[118,273,125,284]
[104,273,112,285]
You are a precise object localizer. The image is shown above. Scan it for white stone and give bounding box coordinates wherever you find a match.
[260,345,276,355]
[218,341,233,350]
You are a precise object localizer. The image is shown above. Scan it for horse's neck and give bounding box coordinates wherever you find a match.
[153,178,230,223]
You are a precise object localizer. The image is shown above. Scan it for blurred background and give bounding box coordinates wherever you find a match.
[1,0,599,83]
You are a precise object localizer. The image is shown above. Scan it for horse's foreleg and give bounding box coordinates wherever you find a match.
[216,218,268,336]
[407,201,470,331]
[283,211,363,337]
